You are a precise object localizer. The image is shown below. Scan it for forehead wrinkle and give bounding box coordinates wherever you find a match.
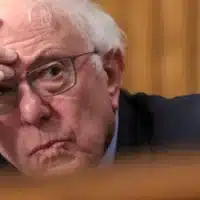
[0,8,88,51]
[0,0,91,48]
[1,17,87,55]
[0,0,55,27]
[27,1,57,29]
[0,1,62,38]
[0,1,91,73]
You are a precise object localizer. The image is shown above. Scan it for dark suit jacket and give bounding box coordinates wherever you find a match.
[117,90,200,156]
[1,89,200,170]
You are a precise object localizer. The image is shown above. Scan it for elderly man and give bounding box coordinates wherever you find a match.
[0,0,200,177]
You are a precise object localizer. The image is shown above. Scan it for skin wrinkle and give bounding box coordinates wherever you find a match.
[28,3,53,27]
[0,0,122,177]
[0,4,89,59]
[24,0,126,56]
[4,29,53,49]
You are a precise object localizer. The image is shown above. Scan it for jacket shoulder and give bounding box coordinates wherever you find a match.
[144,92,200,149]
[120,89,200,150]
[118,90,154,152]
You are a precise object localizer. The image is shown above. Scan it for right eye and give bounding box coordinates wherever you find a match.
[0,86,14,96]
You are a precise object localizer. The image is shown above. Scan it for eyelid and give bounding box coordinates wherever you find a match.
[38,59,66,68]
[28,60,63,75]
[44,60,63,67]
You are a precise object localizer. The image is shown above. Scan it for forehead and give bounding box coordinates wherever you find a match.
[0,1,89,61]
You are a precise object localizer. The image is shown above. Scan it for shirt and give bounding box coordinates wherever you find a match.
[100,111,119,165]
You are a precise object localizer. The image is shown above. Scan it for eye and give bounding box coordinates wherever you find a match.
[47,65,62,77]
[0,86,15,96]
[43,64,63,79]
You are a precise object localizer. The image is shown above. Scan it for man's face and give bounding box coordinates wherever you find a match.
[0,2,120,176]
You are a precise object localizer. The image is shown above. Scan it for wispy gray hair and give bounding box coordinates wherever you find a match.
[27,0,126,55]
[26,0,126,72]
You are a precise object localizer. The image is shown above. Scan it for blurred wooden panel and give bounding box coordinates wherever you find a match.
[161,0,188,96]
[93,0,200,97]
[1,152,200,199]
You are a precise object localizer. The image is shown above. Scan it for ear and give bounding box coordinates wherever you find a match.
[102,49,124,111]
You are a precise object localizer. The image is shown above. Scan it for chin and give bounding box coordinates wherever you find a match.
[21,155,95,178]
[42,160,84,177]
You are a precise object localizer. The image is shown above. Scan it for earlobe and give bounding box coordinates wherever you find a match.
[102,49,124,110]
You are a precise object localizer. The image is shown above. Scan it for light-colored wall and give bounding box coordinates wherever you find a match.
[94,0,200,97]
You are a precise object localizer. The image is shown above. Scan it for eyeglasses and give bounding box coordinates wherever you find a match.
[0,50,98,114]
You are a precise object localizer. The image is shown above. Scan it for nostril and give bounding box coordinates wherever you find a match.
[40,106,52,121]
[41,115,51,121]
[0,19,3,27]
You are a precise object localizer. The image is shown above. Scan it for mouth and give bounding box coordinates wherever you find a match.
[28,139,71,157]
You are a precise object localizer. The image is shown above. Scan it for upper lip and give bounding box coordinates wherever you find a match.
[28,139,70,156]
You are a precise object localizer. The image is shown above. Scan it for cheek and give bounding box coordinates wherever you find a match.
[0,114,21,162]
[50,67,112,155]
[50,92,107,156]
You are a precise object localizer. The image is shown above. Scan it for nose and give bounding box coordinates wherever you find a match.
[19,83,51,126]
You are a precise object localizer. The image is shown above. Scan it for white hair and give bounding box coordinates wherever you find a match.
[27,0,127,56]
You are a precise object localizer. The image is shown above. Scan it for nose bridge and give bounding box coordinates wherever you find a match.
[19,82,45,125]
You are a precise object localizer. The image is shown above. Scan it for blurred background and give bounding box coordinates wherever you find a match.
[93,0,200,97]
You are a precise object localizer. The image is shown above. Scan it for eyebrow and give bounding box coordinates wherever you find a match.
[25,48,97,72]
[27,54,68,72]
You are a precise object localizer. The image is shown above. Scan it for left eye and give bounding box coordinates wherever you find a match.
[45,65,63,78]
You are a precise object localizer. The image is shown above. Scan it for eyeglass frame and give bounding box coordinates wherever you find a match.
[0,49,99,114]
[27,49,99,97]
